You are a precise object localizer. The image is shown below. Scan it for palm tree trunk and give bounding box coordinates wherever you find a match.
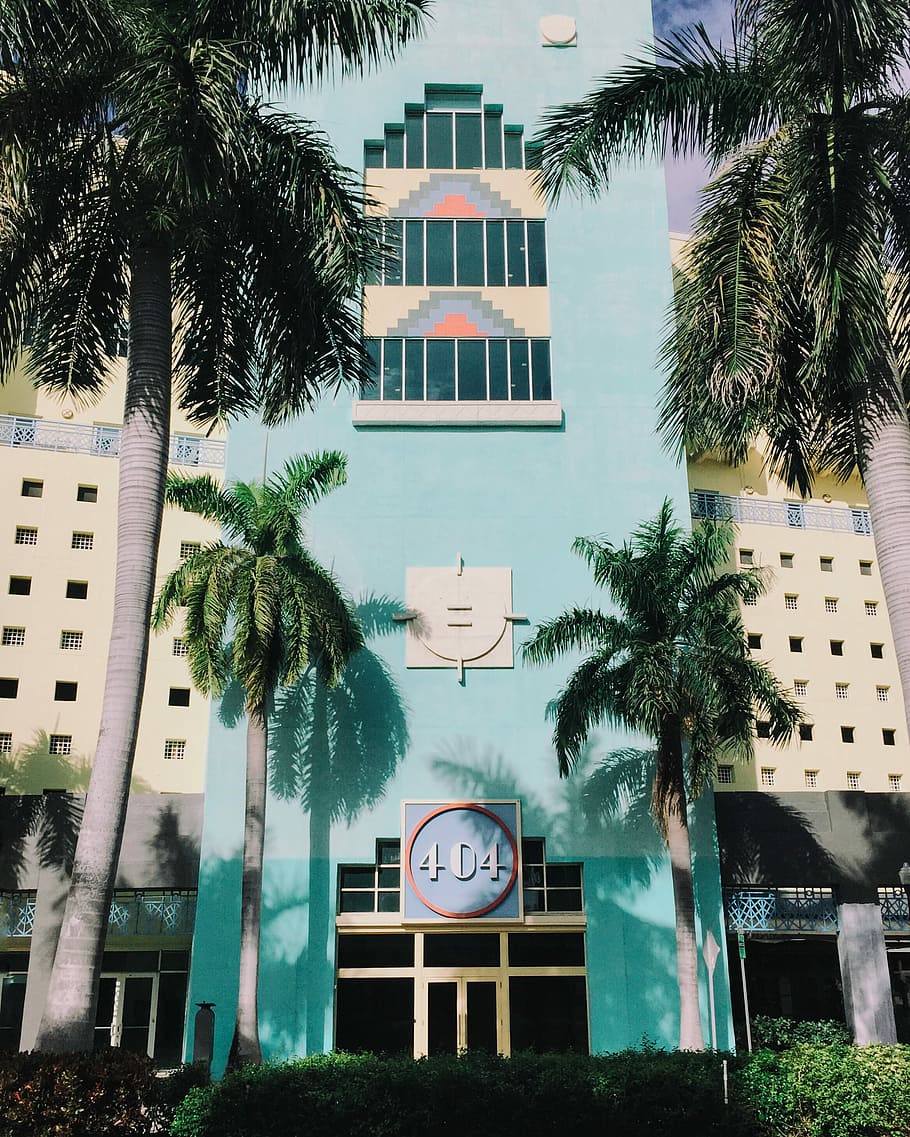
[662,733,705,1051]
[35,239,172,1053]
[228,705,268,1067]
[858,390,910,745]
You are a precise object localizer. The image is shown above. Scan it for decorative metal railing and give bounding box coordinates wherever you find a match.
[0,414,224,468]
[0,891,36,937]
[724,887,839,933]
[879,887,910,931]
[0,889,196,938]
[691,491,872,537]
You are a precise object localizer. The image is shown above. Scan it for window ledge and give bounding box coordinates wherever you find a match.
[352,400,563,427]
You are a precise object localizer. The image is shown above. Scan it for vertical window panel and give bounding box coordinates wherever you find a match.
[405,110,424,168]
[383,220,403,286]
[531,340,552,400]
[426,340,455,400]
[485,220,505,286]
[385,127,404,168]
[405,219,425,285]
[426,113,453,168]
[457,340,487,400]
[506,220,527,286]
[455,221,485,286]
[382,339,403,400]
[483,109,503,168]
[527,221,547,285]
[504,127,523,168]
[362,339,381,400]
[488,339,509,400]
[426,221,454,285]
[404,340,425,400]
[364,141,384,169]
[455,114,483,168]
[509,339,530,400]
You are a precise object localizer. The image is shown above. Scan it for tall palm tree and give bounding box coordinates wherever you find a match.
[152,452,364,1066]
[6,0,428,1053]
[523,502,801,1049]
[533,0,910,741]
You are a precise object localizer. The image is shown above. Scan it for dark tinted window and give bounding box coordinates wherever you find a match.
[8,578,31,596]
[337,934,414,969]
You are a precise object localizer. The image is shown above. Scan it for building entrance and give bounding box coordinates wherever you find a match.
[424,976,499,1055]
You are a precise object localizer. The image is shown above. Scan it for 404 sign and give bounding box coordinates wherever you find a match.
[403,802,521,920]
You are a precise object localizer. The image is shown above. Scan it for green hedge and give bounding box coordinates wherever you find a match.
[170,1050,757,1137]
[0,1049,156,1137]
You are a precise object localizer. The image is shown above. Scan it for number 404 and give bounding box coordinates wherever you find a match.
[418,841,508,882]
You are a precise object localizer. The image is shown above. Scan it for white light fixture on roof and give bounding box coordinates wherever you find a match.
[540,15,577,47]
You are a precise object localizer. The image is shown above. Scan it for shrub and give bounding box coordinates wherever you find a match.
[753,1016,852,1051]
[740,1043,910,1137]
[170,1050,758,1137]
[0,1049,156,1137]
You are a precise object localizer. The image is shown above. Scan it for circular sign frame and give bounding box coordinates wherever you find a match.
[404,802,519,919]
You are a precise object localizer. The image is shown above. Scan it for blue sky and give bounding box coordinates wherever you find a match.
[651,0,731,231]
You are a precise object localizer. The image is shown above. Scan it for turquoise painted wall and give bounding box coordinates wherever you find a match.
[187,0,734,1069]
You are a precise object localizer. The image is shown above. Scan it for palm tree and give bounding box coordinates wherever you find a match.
[7,0,428,1053]
[523,502,801,1049]
[152,452,364,1066]
[533,0,910,742]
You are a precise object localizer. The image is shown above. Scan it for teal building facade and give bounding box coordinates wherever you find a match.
[187,0,735,1068]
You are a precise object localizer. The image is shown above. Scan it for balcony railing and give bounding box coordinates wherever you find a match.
[724,887,839,933]
[691,491,871,537]
[0,414,224,469]
[879,887,910,931]
[0,889,196,938]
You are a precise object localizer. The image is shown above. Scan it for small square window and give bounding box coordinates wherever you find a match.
[785,594,799,611]
[0,732,11,753]
[164,739,186,760]
[54,681,77,702]
[846,771,861,790]
[76,485,98,503]
[824,597,838,613]
[747,633,762,650]
[48,734,72,756]
[8,576,31,596]
[756,720,771,739]
[739,549,754,567]
[760,767,776,787]
[172,638,188,657]
[743,594,757,607]
[1,627,25,647]
[799,723,814,742]
[830,640,844,656]
[66,581,88,600]
[716,765,735,784]
[888,773,902,791]
[841,726,855,743]
[883,729,897,747]
[21,479,43,498]
[859,560,873,576]
[789,636,803,653]
[14,526,37,545]
[71,532,94,550]
[836,683,849,700]
[780,553,794,568]
[0,678,19,699]
[168,687,191,707]
[865,601,878,616]
[179,541,201,561]
[804,770,819,789]
[794,680,808,697]
[60,631,83,651]
[871,642,884,659]
[877,686,890,702]
[820,556,834,572]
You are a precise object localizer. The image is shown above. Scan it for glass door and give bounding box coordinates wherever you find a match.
[422,976,501,1056]
[93,973,158,1056]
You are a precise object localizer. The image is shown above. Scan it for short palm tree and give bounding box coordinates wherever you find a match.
[534,0,910,742]
[152,452,364,1066]
[523,502,801,1049]
[9,0,427,1053]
